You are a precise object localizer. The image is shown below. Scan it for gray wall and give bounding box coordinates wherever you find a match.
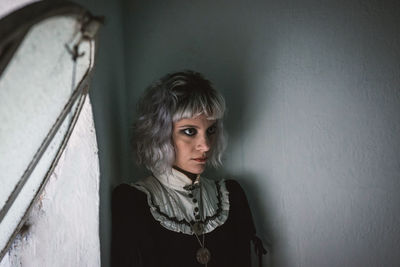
[73,0,128,266]
[121,0,400,266]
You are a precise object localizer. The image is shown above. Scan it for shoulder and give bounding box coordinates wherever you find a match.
[113,183,135,194]
[225,179,246,196]
[223,179,253,209]
[202,176,241,189]
[112,183,147,207]
[224,179,256,235]
[201,178,247,201]
[113,183,144,196]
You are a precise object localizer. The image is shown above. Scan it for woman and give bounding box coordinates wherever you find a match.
[112,71,266,267]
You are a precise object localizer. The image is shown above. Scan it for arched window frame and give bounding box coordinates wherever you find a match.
[0,1,103,260]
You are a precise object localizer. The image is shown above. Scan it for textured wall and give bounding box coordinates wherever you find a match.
[1,1,125,266]
[0,98,100,267]
[1,1,127,266]
[121,0,400,266]
[0,3,102,266]
[72,0,128,266]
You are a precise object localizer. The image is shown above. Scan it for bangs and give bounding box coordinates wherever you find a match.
[172,93,225,122]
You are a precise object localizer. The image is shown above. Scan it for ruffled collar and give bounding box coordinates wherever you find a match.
[153,168,200,190]
[132,169,230,235]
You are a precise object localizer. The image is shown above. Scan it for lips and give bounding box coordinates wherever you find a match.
[193,157,207,163]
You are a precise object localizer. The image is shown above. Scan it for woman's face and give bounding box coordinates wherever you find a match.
[172,114,217,174]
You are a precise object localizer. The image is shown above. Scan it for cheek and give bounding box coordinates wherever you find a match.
[174,139,195,158]
[208,135,216,150]
[210,135,216,145]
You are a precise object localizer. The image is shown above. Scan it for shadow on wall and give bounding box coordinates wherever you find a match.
[235,173,274,266]
[189,21,279,266]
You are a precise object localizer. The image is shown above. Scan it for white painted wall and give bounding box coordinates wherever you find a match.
[0,4,101,265]
[0,0,39,19]
[0,97,100,267]
[122,1,400,266]
[1,1,124,266]
[72,0,128,264]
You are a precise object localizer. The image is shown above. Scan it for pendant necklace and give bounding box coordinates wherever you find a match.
[192,183,210,266]
[194,228,210,265]
[153,174,211,266]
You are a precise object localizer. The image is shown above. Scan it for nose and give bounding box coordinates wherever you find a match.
[196,134,210,152]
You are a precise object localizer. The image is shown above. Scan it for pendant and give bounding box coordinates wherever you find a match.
[192,222,204,235]
[196,247,211,265]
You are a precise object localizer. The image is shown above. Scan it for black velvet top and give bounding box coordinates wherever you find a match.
[111,179,263,267]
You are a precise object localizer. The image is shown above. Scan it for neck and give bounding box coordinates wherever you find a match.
[173,166,198,182]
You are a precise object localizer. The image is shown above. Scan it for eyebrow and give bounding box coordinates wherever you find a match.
[177,122,217,129]
[177,124,199,129]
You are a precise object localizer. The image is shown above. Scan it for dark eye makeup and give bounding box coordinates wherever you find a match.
[207,125,217,135]
[181,128,197,136]
[179,124,217,137]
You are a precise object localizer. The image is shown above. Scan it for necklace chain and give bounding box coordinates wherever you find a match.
[193,228,205,247]
[152,174,210,266]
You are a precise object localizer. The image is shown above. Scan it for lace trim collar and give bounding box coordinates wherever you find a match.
[132,169,230,235]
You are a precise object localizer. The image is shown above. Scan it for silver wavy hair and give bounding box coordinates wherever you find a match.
[133,70,227,173]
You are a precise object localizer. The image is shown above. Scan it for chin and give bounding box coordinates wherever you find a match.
[190,165,206,174]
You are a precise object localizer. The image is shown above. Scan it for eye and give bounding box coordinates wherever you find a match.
[182,128,197,136]
[207,125,217,135]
